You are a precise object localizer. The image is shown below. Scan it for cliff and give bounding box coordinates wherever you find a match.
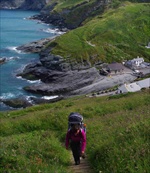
[1,0,149,28]
[35,0,110,29]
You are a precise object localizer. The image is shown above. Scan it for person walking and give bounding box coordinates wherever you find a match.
[65,123,86,165]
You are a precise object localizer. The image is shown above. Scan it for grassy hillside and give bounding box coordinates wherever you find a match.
[46,0,95,12]
[0,89,150,172]
[47,3,150,64]
[45,0,145,12]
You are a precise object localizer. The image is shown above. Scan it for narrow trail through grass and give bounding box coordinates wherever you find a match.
[69,152,93,173]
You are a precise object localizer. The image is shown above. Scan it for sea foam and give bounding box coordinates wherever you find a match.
[16,76,42,84]
[7,46,24,54]
[42,28,66,35]
[0,93,16,100]
[42,96,58,100]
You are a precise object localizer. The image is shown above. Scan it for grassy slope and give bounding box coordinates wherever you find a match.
[0,89,150,172]
[46,0,96,12]
[47,3,150,63]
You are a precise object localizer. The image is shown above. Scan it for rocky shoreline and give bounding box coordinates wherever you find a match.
[1,95,64,109]
[1,37,138,109]
[17,37,55,53]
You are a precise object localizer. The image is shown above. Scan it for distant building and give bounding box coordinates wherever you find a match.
[106,62,124,74]
[132,57,144,66]
[118,78,150,93]
[145,42,150,49]
[125,56,144,69]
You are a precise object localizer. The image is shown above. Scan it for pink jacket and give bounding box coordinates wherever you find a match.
[65,129,86,152]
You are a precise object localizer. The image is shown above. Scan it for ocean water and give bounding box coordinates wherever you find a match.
[0,10,63,111]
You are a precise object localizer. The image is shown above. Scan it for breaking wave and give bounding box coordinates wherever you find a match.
[16,76,42,84]
[0,93,16,100]
[41,96,58,100]
[42,28,66,35]
[0,56,20,63]
[27,79,42,84]
[7,46,24,54]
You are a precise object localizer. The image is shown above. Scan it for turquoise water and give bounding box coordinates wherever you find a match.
[0,10,61,111]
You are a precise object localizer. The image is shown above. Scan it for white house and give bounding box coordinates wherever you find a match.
[131,57,144,66]
[125,57,144,69]
[145,42,150,49]
[118,78,150,93]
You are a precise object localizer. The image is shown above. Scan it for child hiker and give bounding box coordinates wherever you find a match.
[65,122,86,165]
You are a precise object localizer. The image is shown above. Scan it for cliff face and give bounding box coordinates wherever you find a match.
[35,0,110,29]
[1,0,149,29]
[0,0,111,29]
[0,0,46,10]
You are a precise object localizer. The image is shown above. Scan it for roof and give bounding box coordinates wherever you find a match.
[107,63,124,71]
[131,57,144,62]
[118,78,150,93]
[137,78,150,88]
[118,83,141,93]
[118,85,128,93]
[126,83,141,92]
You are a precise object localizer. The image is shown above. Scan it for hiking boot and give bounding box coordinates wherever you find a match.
[75,160,80,165]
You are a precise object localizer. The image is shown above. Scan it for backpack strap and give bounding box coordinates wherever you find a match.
[68,128,82,137]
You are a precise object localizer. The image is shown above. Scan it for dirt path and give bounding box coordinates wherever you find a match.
[69,154,93,173]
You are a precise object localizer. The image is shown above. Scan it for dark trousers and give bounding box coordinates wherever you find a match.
[70,141,81,163]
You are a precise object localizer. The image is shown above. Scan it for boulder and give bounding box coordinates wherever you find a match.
[17,38,54,53]
[2,97,33,108]
[0,57,6,64]
[2,95,64,109]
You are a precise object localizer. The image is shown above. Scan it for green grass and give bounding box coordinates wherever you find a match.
[47,3,150,63]
[0,89,150,172]
[46,0,96,12]
[0,131,70,173]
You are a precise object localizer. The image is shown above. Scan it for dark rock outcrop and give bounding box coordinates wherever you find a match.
[33,0,108,29]
[2,95,64,108]
[0,0,46,10]
[0,58,6,64]
[2,97,33,108]
[19,0,46,10]
[21,65,102,96]
[17,37,54,53]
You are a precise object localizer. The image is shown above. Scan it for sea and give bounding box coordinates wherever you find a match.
[0,10,64,111]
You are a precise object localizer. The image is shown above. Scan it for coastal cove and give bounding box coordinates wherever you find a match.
[1,2,150,111]
[0,10,64,111]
